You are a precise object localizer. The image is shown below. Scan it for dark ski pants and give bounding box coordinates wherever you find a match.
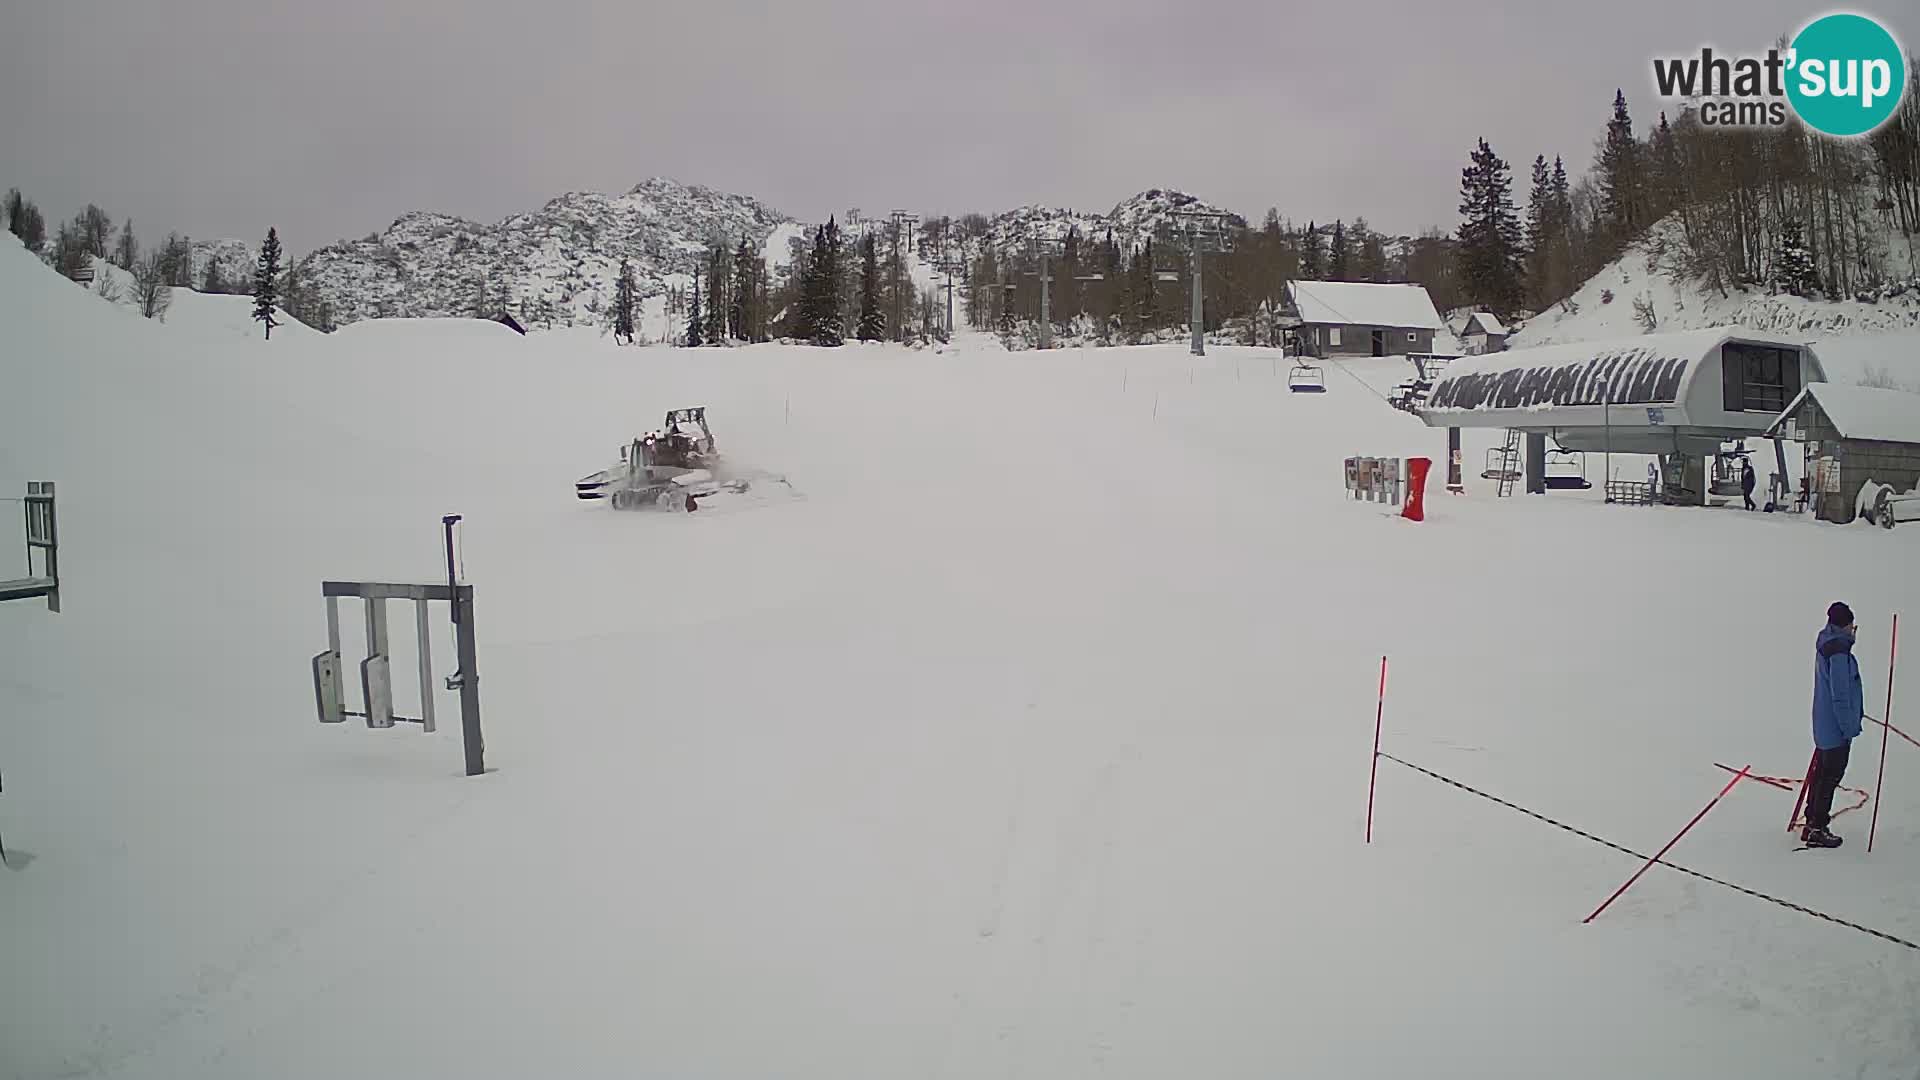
[1805,743,1852,830]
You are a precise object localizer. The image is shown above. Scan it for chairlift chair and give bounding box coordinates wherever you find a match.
[1287,361,1326,393]
[1544,447,1592,490]
[1482,445,1520,482]
[1709,443,1751,498]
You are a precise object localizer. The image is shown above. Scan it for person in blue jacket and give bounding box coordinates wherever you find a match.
[1804,602,1865,849]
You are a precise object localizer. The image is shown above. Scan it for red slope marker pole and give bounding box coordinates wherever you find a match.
[1787,750,1817,834]
[1869,613,1898,854]
[1584,766,1749,925]
[1365,655,1387,843]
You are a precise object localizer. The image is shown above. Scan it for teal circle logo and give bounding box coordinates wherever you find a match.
[1786,13,1907,137]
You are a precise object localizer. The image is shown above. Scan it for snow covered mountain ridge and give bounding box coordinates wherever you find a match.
[292,177,787,329]
[284,181,1245,331]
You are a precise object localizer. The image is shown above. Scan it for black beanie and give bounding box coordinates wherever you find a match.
[1828,602,1855,628]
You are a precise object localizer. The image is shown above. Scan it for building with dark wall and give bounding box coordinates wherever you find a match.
[1767,382,1920,524]
[1287,281,1445,357]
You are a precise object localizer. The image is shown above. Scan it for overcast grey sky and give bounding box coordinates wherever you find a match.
[3,1,1911,255]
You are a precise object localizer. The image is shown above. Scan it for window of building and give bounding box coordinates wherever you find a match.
[1329,327,1343,347]
[1721,343,1802,413]
[1407,331,1417,342]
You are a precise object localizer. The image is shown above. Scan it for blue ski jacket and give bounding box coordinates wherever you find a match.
[1812,624,1864,750]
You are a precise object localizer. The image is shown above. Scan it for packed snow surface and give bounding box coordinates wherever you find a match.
[2,234,1919,1079]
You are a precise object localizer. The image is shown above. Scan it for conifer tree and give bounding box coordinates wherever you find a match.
[1771,217,1819,296]
[1648,111,1682,221]
[1299,222,1325,280]
[1327,220,1349,281]
[1595,89,1647,243]
[1352,218,1386,282]
[113,219,138,271]
[856,233,885,341]
[612,258,637,344]
[809,218,845,346]
[731,238,753,340]
[1455,139,1526,315]
[685,271,704,347]
[252,227,282,340]
[203,255,224,294]
[704,244,727,344]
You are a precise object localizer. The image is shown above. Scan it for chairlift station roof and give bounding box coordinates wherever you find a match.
[1417,327,1827,455]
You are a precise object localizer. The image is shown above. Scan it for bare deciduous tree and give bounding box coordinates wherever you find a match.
[134,251,173,320]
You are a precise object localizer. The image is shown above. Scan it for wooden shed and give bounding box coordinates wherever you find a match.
[1286,281,1445,357]
[1461,311,1508,354]
[1767,382,1920,523]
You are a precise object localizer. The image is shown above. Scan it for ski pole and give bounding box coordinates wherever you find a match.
[1788,750,1816,834]
[1869,614,1898,854]
[1366,656,1387,843]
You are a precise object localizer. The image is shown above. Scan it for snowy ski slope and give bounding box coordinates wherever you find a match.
[2,234,1918,1079]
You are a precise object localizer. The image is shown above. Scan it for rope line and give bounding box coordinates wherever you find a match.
[1712,762,1871,820]
[1376,752,1920,952]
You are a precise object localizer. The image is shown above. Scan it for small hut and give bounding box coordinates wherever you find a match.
[1767,382,1920,523]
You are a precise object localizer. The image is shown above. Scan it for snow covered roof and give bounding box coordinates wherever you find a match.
[1465,311,1506,336]
[1424,327,1732,414]
[1287,281,1445,331]
[1772,382,1920,444]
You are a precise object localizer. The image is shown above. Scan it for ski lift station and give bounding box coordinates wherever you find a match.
[1416,327,1828,502]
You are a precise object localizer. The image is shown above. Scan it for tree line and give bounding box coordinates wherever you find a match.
[4,187,331,334]
[953,71,1919,342]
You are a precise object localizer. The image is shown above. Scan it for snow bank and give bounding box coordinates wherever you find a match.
[1514,218,1920,349]
[329,315,527,342]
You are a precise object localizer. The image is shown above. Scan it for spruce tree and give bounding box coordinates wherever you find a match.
[1133,239,1157,335]
[1771,217,1819,296]
[809,217,845,346]
[2,189,21,236]
[997,261,1019,343]
[704,244,727,344]
[203,255,224,294]
[1328,220,1349,281]
[1054,227,1076,323]
[1300,222,1325,280]
[685,271,704,347]
[1525,154,1554,307]
[252,227,282,340]
[1648,112,1682,222]
[1455,138,1526,315]
[857,233,885,341]
[1596,89,1647,242]
[1352,218,1386,282]
[613,258,637,344]
[113,219,138,271]
[795,228,822,341]
[731,238,753,341]
[11,199,45,252]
